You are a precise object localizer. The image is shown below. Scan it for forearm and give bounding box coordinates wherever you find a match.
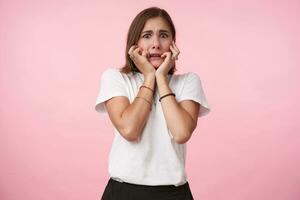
[121,74,156,141]
[156,75,193,143]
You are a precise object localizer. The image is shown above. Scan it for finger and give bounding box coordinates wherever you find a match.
[172,55,178,60]
[161,52,170,57]
[170,43,180,55]
[171,52,178,60]
[169,44,175,52]
[161,52,172,59]
[166,52,172,58]
[128,45,137,53]
[172,52,179,60]
[172,41,180,52]
[133,47,141,56]
[129,46,139,60]
[169,45,177,56]
[173,43,180,54]
[172,50,179,57]
[128,45,138,55]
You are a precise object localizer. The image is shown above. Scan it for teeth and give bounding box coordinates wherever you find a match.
[151,54,160,57]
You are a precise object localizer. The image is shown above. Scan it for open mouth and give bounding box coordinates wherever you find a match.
[149,53,162,59]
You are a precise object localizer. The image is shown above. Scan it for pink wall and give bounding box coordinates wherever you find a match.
[1,0,300,199]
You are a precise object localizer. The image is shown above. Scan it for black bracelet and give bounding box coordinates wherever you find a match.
[159,93,176,102]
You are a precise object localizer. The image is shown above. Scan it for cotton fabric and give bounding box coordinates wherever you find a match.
[95,68,210,186]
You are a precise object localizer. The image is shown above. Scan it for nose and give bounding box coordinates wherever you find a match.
[151,36,161,49]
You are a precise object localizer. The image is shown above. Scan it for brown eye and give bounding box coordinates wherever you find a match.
[161,33,168,38]
[143,34,151,39]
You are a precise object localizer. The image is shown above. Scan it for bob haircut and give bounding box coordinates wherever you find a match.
[120,7,177,75]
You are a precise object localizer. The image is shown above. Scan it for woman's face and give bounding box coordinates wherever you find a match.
[137,17,174,68]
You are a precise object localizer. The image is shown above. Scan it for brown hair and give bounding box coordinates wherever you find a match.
[119,7,177,75]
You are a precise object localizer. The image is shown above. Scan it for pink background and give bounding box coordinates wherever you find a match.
[1,0,300,199]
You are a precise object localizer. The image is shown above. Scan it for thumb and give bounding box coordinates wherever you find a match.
[161,52,168,58]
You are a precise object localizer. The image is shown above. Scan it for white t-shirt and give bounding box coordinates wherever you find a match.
[95,67,210,186]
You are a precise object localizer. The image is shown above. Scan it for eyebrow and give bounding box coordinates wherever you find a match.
[141,29,170,34]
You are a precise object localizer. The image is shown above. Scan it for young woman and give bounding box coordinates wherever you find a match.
[95,7,210,200]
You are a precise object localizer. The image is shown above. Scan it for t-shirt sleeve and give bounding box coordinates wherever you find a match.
[177,72,211,117]
[94,68,129,115]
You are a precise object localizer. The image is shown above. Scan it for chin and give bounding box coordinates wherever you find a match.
[150,61,162,68]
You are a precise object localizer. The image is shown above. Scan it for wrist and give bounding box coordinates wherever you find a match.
[155,73,167,84]
[144,74,156,91]
[155,71,167,78]
[145,72,156,80]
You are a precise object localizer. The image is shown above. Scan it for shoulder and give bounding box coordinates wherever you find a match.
[102,67,121,76]
[185,72,200,79]
[101,67,127,80]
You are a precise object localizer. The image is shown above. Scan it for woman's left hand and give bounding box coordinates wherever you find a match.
[155,41,180,77]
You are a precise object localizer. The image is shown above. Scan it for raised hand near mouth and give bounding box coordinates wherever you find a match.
[155,41,180,77]
[128,45,156,77]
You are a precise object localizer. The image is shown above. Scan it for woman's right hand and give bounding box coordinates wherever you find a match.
[128,45,155,76]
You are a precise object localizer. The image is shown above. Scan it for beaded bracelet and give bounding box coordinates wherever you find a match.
[135,96,152,110]
[159,93,176,102]
[139,85,154,93]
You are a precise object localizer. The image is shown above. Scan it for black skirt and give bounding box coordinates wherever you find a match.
[101,178,194,200]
